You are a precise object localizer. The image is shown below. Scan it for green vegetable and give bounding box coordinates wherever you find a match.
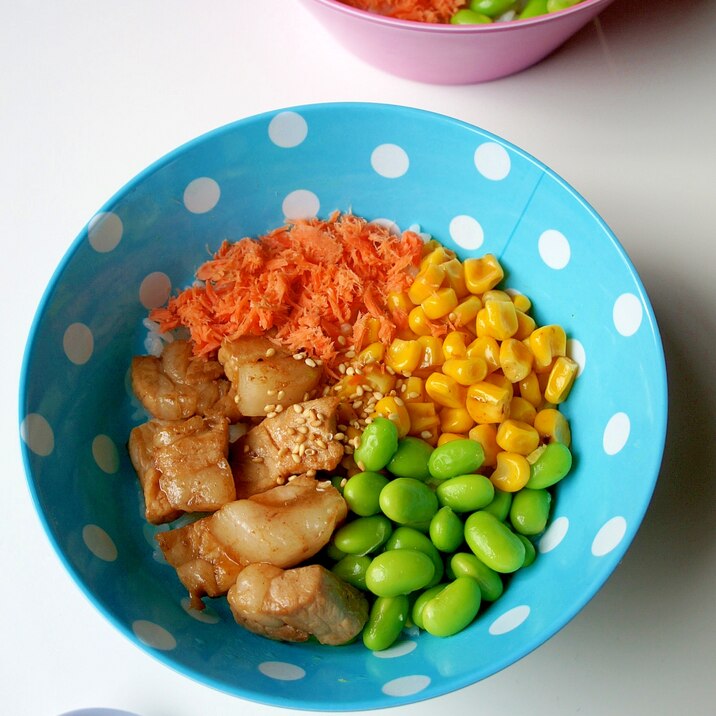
[526,442,572,489]
[450,8,493,24]
[547,0,581,12]
[464,510,525,573]
[331,554,372,590]
[470,0,517,18]
[353,417,399,471]
[387,436,434,480]
[449,552,503,601]
[481,487,512,521]
[517,534,537,567]
[519,0,548,18]
[412,584,447,630]
[363,595,410,651]
[428,439,484,481]
[509,488,552,536]
[333,515,392,556]
[429,506,464,553]
[343,471,389,516]
[422,577,482,637]
[365,549,436,597]
[436,473,494,512]
[385,526,444,586]
[379,477,439,528]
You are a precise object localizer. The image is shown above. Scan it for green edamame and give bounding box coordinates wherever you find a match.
[333,515,392,555]
[324,540,346,562]
[428,439,484,481]
[519,0,548,18]
[379,477,439,527]
[353,417,398,471]
[365,549,435,597]
[387,437,434,480]
[363,595,410,651]
[385,526,444,586]
[422,577,482,637]
[482,487,512,521]
[343,471,389,516]
[429,506,464,553]
[450,9,492,24]
[436,473,494,512]
[412,584,446,630]
[547,0,581,12]
[470,0,517,18]
[526,442,572,489]
[331,554,372,590]
[449,552,503,602]
[464,510,525,573]
[517,534,537,567]
[509,488,551,536]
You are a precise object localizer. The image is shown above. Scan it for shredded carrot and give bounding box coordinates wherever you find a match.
[341,0,466,23]
[149,213,425,370]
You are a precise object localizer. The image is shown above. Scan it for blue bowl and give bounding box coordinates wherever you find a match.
[19,103,667,710]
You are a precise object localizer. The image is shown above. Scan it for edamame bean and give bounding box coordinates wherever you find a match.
[324,540,346,562]
[450,9,492,24]
[517,534,537,567]
[428,439,484,481]
[526,442,572,489]
[519,0,548,18]
[509,488,551,535]
[412,584,447,630]
[436,474,494,512]
[449,552,503,602]
[343,471,390,516]
[429,506,464,553]
[331,554,372,590]
[363,595,410,651]
[422,577,482,637]
[387,437,434,480]
[482,487,512,521]
[385,526,444,586]
[365,549,436,597]
[470,0,517,18]
[464,510,525,573]
[353,417,399,471]
[547,0,581,12]
[333,515,392,555]
[379,477,439,527]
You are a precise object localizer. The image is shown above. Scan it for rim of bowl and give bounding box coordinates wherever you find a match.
[304,0,616,33]
[18,101,667,710]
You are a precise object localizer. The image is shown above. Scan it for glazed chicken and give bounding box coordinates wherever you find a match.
[231,396,344,498]
[228,563,369,645]
[156,476,347,609]
[128,415,235,523]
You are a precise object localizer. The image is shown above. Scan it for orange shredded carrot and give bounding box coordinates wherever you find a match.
[341,0,466,23]
[149,213,425,370]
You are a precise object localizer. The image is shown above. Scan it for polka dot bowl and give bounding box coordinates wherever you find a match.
[298,0,617,84]
[20,103,666,710]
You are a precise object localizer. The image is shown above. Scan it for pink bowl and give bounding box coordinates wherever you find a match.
[298,0,616,84]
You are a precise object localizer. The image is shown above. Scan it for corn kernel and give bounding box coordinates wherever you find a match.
[364,317,381,345]
[442,258,469,298]
[499,338,534,383]
[422,287,459,320]
[356,341,385,366]
[484,372,514,398]
[421,239,442,257]
[408,305,434,337]
[496,419,541,456]
[442,357,488,386]
[440,407,475,434]
[373,396,411,437]
[466,335,501,373]
[537,369,552,394]
[511,292,532,313]
[425,372,467,409]
[362,366,397,396]
[482,289,512,303]
[517,372,542,408]
[466,380,511,424]
[514,310,537,341]
[463,254,504,295]
[544,356,579,404]
[490,451,531,492]
[534,408,572,447]
[333,375,365,401]
[420,245,454,270]
[450,295,482,328]
[477,300,518,341]
[509,396,537,425]
[437,432,468,447]
[408,264,445,304]
[530,325,567,371]
[468,423,500,468]
[416,336,444,374]
[406,402,440,444]
[400,376,426,402]
[386,291,414,316]
[386,338,423,375]
[442,331,469,361]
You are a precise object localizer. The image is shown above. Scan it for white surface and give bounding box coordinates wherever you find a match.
[2,1,715,714]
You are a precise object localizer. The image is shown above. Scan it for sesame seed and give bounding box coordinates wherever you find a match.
[355,386,364,397]
[346,367,355,376]
[354,367,363,375]
[345,446,354,455]
[266,411,277,419]
[267,389,276,396]
[338,363,347,374]
[403,371,412,378]
[338,424,348,432]
[356,460,366,471]
[275,405,284,413]
[293,352,305,360]
[305,358,317,368]
[337,335,346,346]
[291,453,301,464]
[310,419,322,428]
[333,432,346,441]
[420,430,432,439]
[322,386,330,396]
[386,366,396,375]
[388,412,400,421]
[303,392,310,401]
[306,469,317,478]
[364,417,374,424]
[407,392,420,399]
[394,397,405,407]
[363,355,375,364]
[373,391,384,401]
[251,456,264,464]
[242,444,250,454]
[291,445,300,454]
[448,312,457,322]
[299,444,306,456]
[305,448,316,456]
[297,426,309,435]
[345,350,356,359]
[264,404,276,413]
[352,400,363,410]
[315,439,327,450]
[295,434,307,444]
[277,390,285,400]
[293,404,302,414]
[340,477,348,488]
[265,347,276,358]
[400,383,407,393]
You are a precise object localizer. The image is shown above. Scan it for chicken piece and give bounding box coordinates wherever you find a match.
[228,563,369,645]
[218,336,323,417]
[156,475,347,608]
[230,396,344,498]
[132,340,240,422]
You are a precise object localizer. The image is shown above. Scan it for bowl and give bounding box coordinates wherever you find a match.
[298,0,617,84]
[20,102,666,710]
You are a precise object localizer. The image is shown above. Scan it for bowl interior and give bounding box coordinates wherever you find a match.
[20,103,666,710]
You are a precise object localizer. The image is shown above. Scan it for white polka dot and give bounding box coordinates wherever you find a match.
[282,189,320,220]
[488,605,530,635]
[613,293,643,337]
[449,215,484,250]
[183,177,220,214]
[603,412,630,455]
[258,661,306,681]
[474,142,511,181]
[371,218,401,236]
[592,516,627,557]
[92,434,119,474]
[181,597,221,624]
[382,675,431,697]
[132,620,177,651]
[538,515,569,553]
[63,322,94,365]
[82,524,118,562]
[567,338,586,376]
[371,144,409,179]
[88,212,123,253]
[268,111,308,148]
[372,640,418,659]
[20,413,54,456]
[139,272,172,310]
[538,229,571,270]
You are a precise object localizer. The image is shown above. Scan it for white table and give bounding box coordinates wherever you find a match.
[3,1,715,714]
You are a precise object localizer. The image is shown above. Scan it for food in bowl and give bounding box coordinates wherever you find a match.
[128,211,578,651]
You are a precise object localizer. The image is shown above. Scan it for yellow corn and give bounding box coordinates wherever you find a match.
[373,396,411,438]
[449,295,482,329]
[441,258,469,298]
[476,300,518,341]
[499,338,534,383]
[442,331,469,361]
[416,336,444,375]
[518,372,542,408]
[420,245,454,270]
[425,372,467,409]
[408,306,434,337]
[406,402,440,444]
[386,291,413,316]
[442,357,488,386]
[537,369,552,394]
[509,396,537,425]
[332,375,364,401]
[530,325,567,371]
[468,424,500,468]
[466,335,501,373]
[356,341,385,366]
[482,289,512,303]
[362,366,397,396]
[437,432,468,447]
[463,254,504,295]
[514,310,537,341]
[440,407,475,434]
[511,292,532,313]
[544,356,579,404]
[421,239,442,257]
[484,372,514,398]
[465,380,511,424]
[422,287,459,320]
[408,264,445,304]
[496,419,540,456]
[400,376,426,402]
[386,338,423,375]
[363,317,382,346]
[533,408,572,447]
[490,451,531,492]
